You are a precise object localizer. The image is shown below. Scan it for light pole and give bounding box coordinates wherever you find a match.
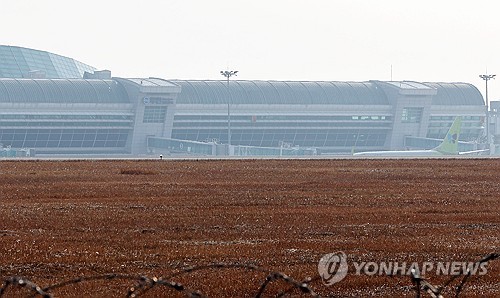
[220,70,238,152]
[480,74,496,145]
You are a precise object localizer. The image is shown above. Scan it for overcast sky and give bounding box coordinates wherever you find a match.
[2,0,499,100]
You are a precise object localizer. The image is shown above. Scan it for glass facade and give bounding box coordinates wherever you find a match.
[0,76,133,152]
[0,45,95,79]
[0,113,133,149]
[0,129,129,148]
[427,116,483,141]
[172,114,391,150]
[401,107,423,123]
[143,107,167,123]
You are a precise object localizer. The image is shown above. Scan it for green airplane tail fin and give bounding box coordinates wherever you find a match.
[435,116,462,155]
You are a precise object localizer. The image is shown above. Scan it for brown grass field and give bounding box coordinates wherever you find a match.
[0,159,498,297]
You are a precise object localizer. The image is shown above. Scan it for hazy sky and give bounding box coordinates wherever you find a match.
[2,0,499,100]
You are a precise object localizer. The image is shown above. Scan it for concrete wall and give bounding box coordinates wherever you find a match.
[115,78,180,155]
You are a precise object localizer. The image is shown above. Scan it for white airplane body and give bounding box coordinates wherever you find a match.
[354,117,488,157]
[354,149,445,157]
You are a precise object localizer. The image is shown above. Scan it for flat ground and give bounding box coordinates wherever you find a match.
[0,159,498,297]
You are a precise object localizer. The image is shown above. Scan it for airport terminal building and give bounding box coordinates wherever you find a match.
[0,45,489,156]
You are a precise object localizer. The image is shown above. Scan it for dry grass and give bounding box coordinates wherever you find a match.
[0,159,498,297]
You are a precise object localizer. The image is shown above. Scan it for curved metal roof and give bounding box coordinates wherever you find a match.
[424,82,484,105]
[0,79,129,103]
[172,80,389,105]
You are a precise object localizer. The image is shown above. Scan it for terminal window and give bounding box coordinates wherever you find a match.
[143,106,167,123]
[401,107,423,123]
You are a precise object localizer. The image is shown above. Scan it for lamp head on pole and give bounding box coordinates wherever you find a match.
[220,70,239,79]
[480,74,496,81]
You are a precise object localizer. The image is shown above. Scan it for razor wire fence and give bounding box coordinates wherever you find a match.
[410,252,498,298]
[0,252,497,297]
[1,263,319,298]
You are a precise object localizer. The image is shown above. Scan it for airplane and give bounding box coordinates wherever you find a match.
[353,116,488,156]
